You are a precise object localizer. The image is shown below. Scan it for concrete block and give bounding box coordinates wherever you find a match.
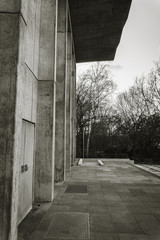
[98,160,104,166]
[78,159,83,166]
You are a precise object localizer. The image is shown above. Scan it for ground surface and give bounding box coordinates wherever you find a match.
[18,160,160,240]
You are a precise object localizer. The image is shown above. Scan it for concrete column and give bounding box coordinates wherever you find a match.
[0,2,21,240]
[72,54,77,164]
[34,0,58,202]
[66,32,72,171]
[55,0,68,182]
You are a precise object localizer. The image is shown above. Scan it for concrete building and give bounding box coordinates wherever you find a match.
[0,0,132,239]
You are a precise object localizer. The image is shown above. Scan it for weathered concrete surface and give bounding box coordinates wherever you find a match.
[35,81,55,202]
[66,32,72,172]
[71,55,76,166]
[69,54,73,168]
[0,10,20,240]
[18,160,160,240]
[0,0,21,12]
[35,0,57,202]
[55,0,68,182]
[10,0,40,237]
[0,0,43,238]
[68,0,132,62]
[17,0,39,224]
[38,0,57,80]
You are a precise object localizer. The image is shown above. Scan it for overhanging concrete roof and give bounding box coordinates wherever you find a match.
[68,0,132,63]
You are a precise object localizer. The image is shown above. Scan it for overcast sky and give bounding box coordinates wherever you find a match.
[77,0,160,93]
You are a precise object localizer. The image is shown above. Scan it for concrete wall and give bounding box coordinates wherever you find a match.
[0,0,40,239]
[0,0,76,239]
[0,4,20,240]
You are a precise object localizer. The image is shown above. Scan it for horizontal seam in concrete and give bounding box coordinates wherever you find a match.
[0,11,27,26]
[0,11,20,14]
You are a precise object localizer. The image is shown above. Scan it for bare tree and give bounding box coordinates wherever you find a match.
[116,60,160,162]
[76,62,116,157]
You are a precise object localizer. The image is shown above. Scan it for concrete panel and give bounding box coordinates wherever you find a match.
[0,0,21,12]
[32,73,38,123]
[35,81,55,202]
[23,66,33,120]
[22,66,37,122]
[18,121,35,223]
[33,0,41,78]
[57,0,67,32]
[18,17,38,123]
[0,13,19,240]
[20,0,41,78]
[38,0,57,80]
[55,0,69,182]
[25,0,36,72]
[18,15,26,62]
[18,7,38,122]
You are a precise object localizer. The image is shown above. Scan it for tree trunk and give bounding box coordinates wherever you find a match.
[86,121,92,157]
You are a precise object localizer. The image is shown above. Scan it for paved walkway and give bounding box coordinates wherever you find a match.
[18,160,160,240]
[135,164,160,178]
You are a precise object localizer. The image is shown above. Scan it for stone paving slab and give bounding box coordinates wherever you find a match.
[18,160,160,240]
[118,233,148,240]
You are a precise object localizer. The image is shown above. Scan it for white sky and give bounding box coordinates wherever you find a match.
[77,0,160,93]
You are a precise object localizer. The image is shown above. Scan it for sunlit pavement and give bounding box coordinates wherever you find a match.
[135,164,160,178]
[18,160,160,240]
